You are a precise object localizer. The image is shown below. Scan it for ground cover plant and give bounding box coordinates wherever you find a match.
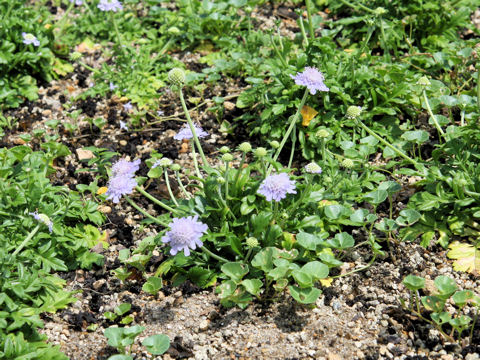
[1,0,480,358]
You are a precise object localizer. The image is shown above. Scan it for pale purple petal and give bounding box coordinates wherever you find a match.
[290,67,329,95]
[173,123,208,141]
[162,215,208,256]
[258,173,296,202]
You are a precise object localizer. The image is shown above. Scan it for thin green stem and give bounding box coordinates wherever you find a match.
[422,89,445,141]
[337,0,375,14]
[270,33,289,69]
[332,254,377,279]
[164,169,179,206]
[77,61,98,73]
[287,126,296,169]
[135,185,182,215]
[111,13,124,51]
[12,224,40,257]
[233,152,246,192]
[201,246,228,263]
[379,18,391,61]
[224,160,230,201]
[356,119,420,167]
[55,1,75,36]
[175,170,191,199]
[190,141,203,179]
[477,68,480,112]
[298,16,309,48]
[124,195,168,226]
[305,0,315,39]
[267,88,309,176]
[178,89,209,167]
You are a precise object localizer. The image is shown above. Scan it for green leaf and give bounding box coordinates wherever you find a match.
[364,190,388,204]
[447,241,480,274]
[104,327,125,348]
[452,290,474,308]
[403,275,425,291]
[142,276,163,296]
[241,279,263,296]
[142,334,170,355]
[288,286,321,304]
[324,204,352,220]
[296,232,324,251]
[301,261,329,280]
[221,262,249,282]
[434,276,457,298]
[401,130,429,144]
[327,232,354,249]
[115,303,131,316]
[396,209,421,226]
[421,296,445,312]
[291,270,313,288]
[431,312,451,326]
[107,355,133,360]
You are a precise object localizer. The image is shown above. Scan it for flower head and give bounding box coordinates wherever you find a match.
[290,67,329,95]
[258,173,296,202]
[109,82,117,91]
[22,32,40,47]
[105,176,137,203]
[111,159,140,178]
[119,120,128,131]
[152,158,172,169]
[173,123,208,141]
[157,110,164,116]
[304,162,322,174]
[346,106,362,120]
[97,0,123,12]
[70,0,83,5]
[162,215,208,256]
[123,102,133,111]
[30,211,53,233]
[168,68,186,87]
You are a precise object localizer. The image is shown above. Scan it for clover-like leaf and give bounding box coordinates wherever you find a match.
[434,276,457,299]
[403,275,425,291]
[288,286,321,304]
[396,209,421,226]
[241,279,263,296]
[301,261,329,280]
[327,232,354,249]
[221,262,249,282]
[142,334,170,355]
[451,290,474,308]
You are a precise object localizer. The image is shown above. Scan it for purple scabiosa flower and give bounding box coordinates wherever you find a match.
[111,158,140,178]
[105,176,137,203]
[162,215,208,256]
[119,120,128,131]
[304,162,322,174]
[22,32,40,47]
[70,0,83,5]
[30,211,53,233]
[97,0,123,12]
[258,173,297,202]
[109,82,117,91]
[123,102,133,111]
[290,67,329,95]
[173,123,208,141]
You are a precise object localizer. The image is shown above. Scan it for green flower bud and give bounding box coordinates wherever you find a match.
[316,129,330,138]
[216,176,226,184]
[219,146,230,154]
[346,106,362,120]
[281,212,289,220]
[168,68,186,87]
[222,153,233,162]
[246,237,259,248]
[170,163,181,171]
[374,7,387,16]
[341,158,354,169]
[238,142,252,153]
[417,76,431,87]
[70,51,82,61]
[167,26,181,35]
[270,140,280,149]
[159,158,173,167]
[254,147,267,158]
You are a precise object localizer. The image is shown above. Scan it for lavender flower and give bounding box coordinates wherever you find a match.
[123,102,133,111]
[119,120,128,131]
[152,158,172,169]
[258,173,296,202]
[157,110,164,116]
[109,82,117,91]
[97,0,123,12]
[290,67,329,95]
[304,162,322,174]
[111,158,140,178]
[22,32,40,47]
[162,215,208,256]
[70,0,83,5]
[30,211,53,233]
[105,176,137,203]
[173,123,208,141]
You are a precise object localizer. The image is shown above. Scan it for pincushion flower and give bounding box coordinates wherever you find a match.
[97,0,123,12]
[111,158,140,178]
[173,123,208,141]
[30,211,53,233]
[162,215,208,256]
[304,162,322,174]
[109,82,117,91]
[22,33,40,47]
[123,102,133,111]
[70,0,83,5]
[258,173,297,202]
[105,176,137,203]
[119,120,128,131]
[290,67,329,95]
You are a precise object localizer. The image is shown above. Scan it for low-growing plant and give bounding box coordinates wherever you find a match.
[402,274,480,345]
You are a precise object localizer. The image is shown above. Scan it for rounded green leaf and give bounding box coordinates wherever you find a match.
[452,290,474,307]
[241,279,263,295]
[396,209,421,226]
[296,232,324,251]
[288,285,321,304]
[364,190,388,204]
[142,334,170,355]
[221,262,249,282]
[403,275,425,291]
[434,276,457,298]
[301,261,329,280]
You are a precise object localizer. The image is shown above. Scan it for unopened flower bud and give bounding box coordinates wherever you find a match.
[216,176,226,184]
[168,26,180,35]
[238,142,252,153]
[304,162,322,174]
[222,153,233,162]
[254,147,267,158]
[246,237,258,248]
[342,158,354,169]
[281,212,289,220]
[417,76,431,87]
[374,7,387,16]
[170,163,181,171]
[346,106,362,120]
[168,68,186,87]
[219,146,230,154]
[270,140,280,149]
[316,129,330,138]
[159,158,173,167]
[70,51,82,61]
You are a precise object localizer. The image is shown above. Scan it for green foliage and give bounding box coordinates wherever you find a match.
[0,146,105,359]
[402,274,480,344]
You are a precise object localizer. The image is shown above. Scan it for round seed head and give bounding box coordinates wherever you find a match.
[216,176,226,184]
[346,106,362,120]
[168,68,186,87]
[316,129,330,138]
[219,146,230,154]
[222,153,233,162]
[270,140,280,149]
[159,158,173,167]
[342,158,354,169]
[417,76,431,87]
[246,237,259,248]
[238,142,252,153]
[254,147,267,158]
[170,163,181,171]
